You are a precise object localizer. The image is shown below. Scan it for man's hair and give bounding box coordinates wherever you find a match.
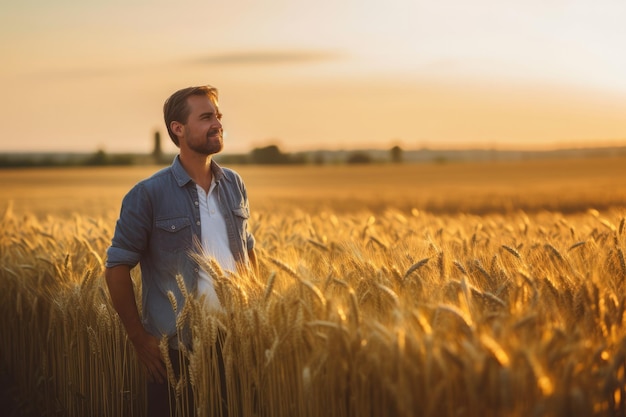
[163,85,219,146]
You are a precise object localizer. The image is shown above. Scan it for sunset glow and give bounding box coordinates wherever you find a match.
[1,0,625,154]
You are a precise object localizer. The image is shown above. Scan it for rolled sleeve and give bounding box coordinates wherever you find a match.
[105,183,152,269]
[105,246,140,268]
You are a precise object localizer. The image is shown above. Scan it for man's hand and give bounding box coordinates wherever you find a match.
[130,330,167,383]
[105,264,168,384]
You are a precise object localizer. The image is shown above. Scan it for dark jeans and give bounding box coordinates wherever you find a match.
[147,336,228,417]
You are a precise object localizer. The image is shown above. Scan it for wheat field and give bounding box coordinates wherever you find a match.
[2,157,626,416]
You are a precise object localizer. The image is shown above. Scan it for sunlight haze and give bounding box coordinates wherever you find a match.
[1,0,625,154]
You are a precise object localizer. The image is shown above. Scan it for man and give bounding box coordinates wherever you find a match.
[105,85,257,416]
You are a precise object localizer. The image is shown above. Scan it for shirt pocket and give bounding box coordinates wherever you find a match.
[231,206,250,239]
[154,216,192,253]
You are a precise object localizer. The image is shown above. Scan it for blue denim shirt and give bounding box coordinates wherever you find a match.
[105,156,255,340]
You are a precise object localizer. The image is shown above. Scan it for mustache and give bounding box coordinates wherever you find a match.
[207,128,222,137]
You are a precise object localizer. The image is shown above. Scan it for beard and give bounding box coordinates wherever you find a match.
[188,129,223,155]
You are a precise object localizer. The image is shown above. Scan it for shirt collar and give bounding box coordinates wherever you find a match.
[171,155,229,187]
[211,159,227,184]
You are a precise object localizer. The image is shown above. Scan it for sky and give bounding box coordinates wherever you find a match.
[1,0,626,154]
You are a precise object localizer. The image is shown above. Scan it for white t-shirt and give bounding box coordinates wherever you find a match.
[196,181,237,310]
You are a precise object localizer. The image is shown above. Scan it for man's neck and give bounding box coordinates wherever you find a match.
[179,152,213,192]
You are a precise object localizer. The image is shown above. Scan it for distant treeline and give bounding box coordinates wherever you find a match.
[3,143,625,168]
[0,145,404,168]
[217,145,403,165]
[0,150,136,168]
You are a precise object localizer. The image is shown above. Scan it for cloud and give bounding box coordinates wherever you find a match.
[191,50,344,66]
[19,64,144,81]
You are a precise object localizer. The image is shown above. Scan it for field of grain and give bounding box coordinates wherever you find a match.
[2,156,626,217]
[2,157,626,416]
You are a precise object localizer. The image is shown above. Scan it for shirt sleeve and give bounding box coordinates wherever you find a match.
[105,183,153,268]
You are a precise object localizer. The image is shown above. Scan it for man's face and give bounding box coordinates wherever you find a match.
[180,94,223,155]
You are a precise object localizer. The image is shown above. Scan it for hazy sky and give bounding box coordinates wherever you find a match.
[2,0,626,154]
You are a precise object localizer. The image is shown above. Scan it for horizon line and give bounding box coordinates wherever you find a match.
[2,141,626,156]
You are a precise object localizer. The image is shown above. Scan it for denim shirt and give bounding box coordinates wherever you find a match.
[105,156,255,340]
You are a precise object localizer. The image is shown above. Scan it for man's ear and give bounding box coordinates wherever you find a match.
[170,121,184,138]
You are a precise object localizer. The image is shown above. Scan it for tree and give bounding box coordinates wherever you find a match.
[390,145,403,163]
[250,145,290,164]
[346,152,372,164]
[85,149,108,166]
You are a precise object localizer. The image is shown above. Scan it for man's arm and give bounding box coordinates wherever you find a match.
[105,265,167,383]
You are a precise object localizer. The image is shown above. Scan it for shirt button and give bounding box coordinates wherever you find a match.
[170,225,176,230]
[194,201,199,206]
[196,221,201,226]
[194,268,199,273]
[210,210,215,214]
